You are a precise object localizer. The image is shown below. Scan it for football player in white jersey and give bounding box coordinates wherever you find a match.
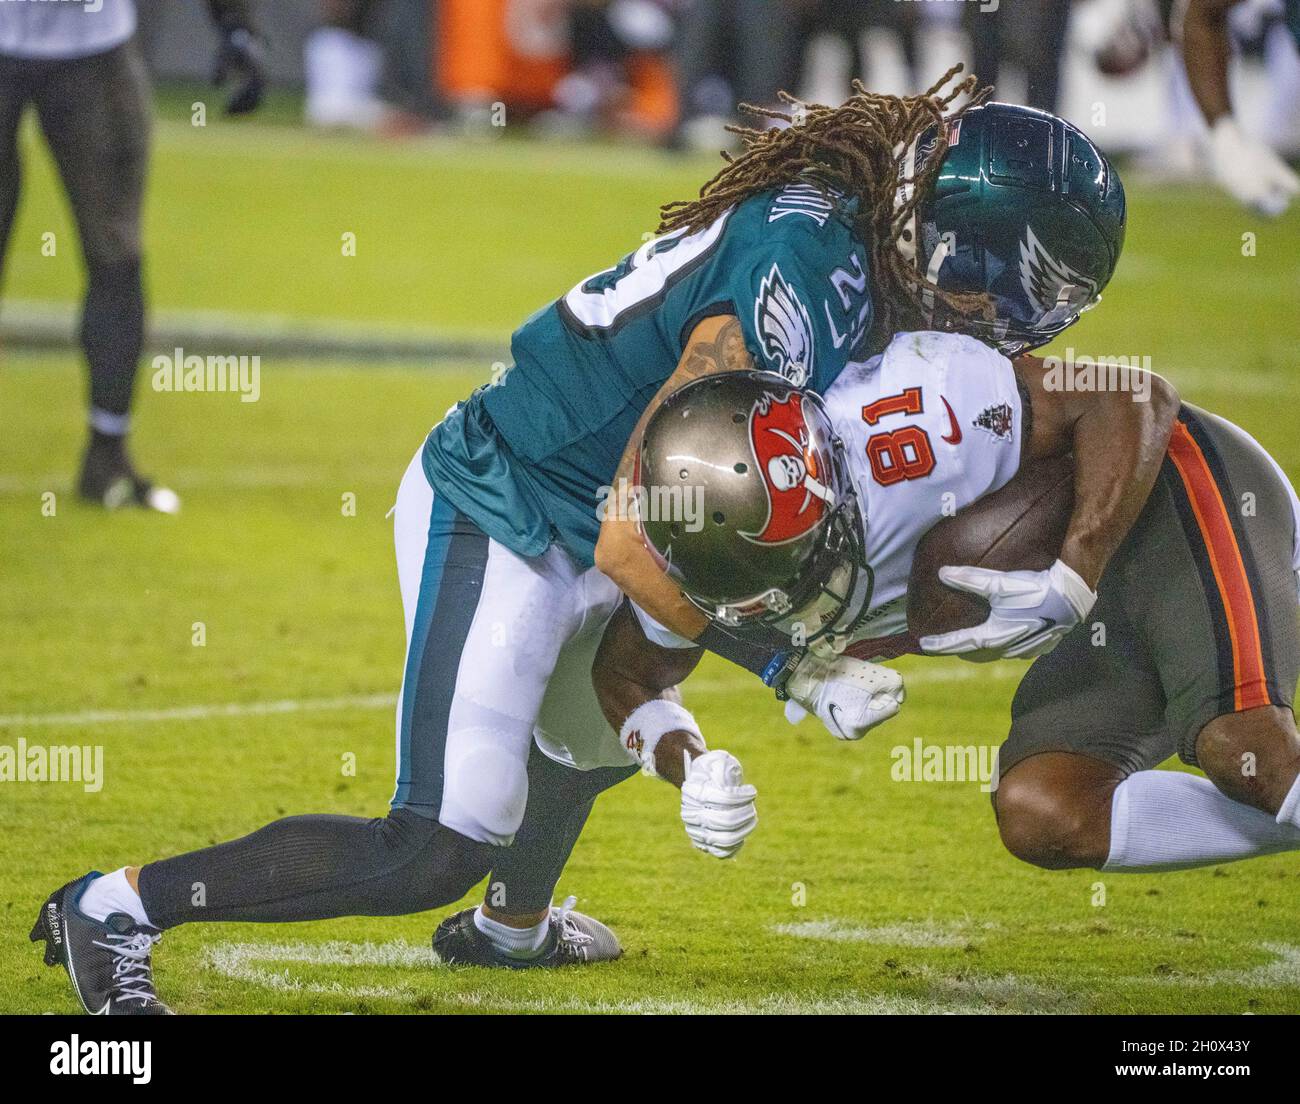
[633,331,1300,882]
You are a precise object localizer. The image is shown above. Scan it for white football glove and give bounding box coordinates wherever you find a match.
[680,749,757,858]
[1209,117,1299,218]
[919,558,1097,662]
[781,650,905,741]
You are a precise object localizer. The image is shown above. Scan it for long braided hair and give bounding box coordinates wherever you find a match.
[659,65,995,347]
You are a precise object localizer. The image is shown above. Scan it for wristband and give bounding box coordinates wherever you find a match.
[619,699,702,779]
[762,650,803,700]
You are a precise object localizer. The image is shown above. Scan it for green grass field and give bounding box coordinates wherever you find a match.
[2,109,1299,1014]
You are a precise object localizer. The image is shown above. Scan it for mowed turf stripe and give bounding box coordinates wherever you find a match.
[0,693,397,729]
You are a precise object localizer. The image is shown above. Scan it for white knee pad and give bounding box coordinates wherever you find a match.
[438,720,532,846]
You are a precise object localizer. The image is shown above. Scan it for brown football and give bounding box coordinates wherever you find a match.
[905,454,1075,642]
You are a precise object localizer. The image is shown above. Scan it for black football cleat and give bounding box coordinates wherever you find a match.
[433,896,622,969]
[31,873,173,1015]
[78,438,180,514]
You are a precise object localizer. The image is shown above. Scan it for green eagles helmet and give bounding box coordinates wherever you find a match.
[636,371,871,646]
[901,101,1127,355]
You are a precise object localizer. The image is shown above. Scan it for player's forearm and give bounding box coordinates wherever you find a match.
[595,516,709,638]
[596,313,755,638]
[1060,375,1180,588]
[592,605,703,727]
[1180,0,1239,123]
[592,604,706,786]
[597,668,704,786]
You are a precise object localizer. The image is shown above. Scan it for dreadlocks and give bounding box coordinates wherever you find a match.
[659,65,994,347]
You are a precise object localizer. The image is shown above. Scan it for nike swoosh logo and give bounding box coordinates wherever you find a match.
[940,396,962,444]
[827,702,849,739]
[1011,619,1059,654]
[1022,618,1057,640]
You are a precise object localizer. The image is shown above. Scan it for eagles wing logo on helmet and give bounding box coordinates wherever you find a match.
[1018,226,1099,316]
[741,391,831,545]
[754,264,814,385]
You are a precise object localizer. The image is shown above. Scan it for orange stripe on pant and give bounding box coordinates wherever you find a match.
[1166,422,1271,711]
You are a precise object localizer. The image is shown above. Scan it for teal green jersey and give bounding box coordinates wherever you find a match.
[423,184,875,567]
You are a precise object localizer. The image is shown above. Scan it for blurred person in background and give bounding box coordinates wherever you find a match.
[537,0,678,138]
[1179,0,1300,214]
[965,0,1073,111]
[0,0,265,513]
[1084,0,1298,209]
[304,0,443,132]
[669,0,804,149]
[812,0,921,92]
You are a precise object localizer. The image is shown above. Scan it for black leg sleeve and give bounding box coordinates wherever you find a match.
[0,56,30,293]
[485,746,637,915]
[33,42,151,420]
[81,256,144,417]
[137,808,495,930]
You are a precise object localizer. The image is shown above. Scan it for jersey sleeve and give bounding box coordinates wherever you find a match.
[730,207,873,393]
[630,602,698,650]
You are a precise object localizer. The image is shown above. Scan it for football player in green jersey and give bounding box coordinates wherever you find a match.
[34,73,1132,1007]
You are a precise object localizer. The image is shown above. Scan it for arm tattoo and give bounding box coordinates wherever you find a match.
[613,318,754,486]
[680,317,756,379]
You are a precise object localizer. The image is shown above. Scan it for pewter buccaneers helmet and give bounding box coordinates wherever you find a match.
[637,372,869,645]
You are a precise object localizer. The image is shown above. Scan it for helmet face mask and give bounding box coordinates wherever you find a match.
[768,500,875,648]
[697,488,872,647]
[900,102,1126,356]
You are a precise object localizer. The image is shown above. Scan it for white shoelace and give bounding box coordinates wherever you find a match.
[552,896,593,947]
[92,929,162,1004]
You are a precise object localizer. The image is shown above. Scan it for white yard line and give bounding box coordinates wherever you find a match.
[773,918,1001,948]
[203,939,1007,1015]
[0,665,1016,730]
[202,932,1299,1014]
[0,464,405,495]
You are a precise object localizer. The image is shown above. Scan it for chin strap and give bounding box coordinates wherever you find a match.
[920,232,954,322]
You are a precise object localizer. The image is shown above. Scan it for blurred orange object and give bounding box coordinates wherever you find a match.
[437,0,678,134]
[439,0,568,111]
[622,52,677,139]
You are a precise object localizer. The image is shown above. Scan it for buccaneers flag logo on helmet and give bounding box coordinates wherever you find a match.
[742,391,834,545]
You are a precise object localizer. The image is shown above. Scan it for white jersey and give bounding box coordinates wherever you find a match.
[0,0,135,61]
[631,331,1028,655]
[823,331,1026,647]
